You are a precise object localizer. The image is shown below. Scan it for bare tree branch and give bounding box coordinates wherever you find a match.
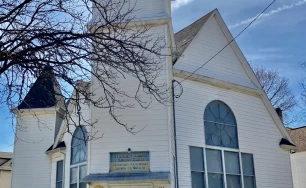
[0,0,170,137]
[252,65,297,125]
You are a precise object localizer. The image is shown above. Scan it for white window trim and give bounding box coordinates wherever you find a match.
[190,145,256,188]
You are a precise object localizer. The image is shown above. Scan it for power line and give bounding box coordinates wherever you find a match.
[178,0,277,85]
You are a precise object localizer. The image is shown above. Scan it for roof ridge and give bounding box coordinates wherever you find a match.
[174,9,215,35]
[173,9,216,63]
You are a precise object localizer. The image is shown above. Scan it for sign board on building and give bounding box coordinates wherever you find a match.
[110,152,150,172]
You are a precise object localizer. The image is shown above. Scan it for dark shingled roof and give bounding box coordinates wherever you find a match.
[279,138,296,146]
[46,141,66,152]
[287,126,306,152]
[173,10,214,62]
[18,66,64,109]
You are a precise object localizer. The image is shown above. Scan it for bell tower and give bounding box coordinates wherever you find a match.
[88,0,176,187]
[11,67,65,188]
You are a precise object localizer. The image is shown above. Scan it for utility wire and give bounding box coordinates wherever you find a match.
[178,0,277,85]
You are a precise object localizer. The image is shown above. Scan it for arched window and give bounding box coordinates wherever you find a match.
[204,100,238,148]
[70,127,88,188]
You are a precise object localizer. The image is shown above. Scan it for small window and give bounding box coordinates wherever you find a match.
[56,160,64,188]
[204,101,238,148]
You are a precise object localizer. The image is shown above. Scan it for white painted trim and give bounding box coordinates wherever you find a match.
[87,16,171,31]
[53,90,77,149]
[173,68,294,144]
[12,107,64,116]
[280,144,297,150]
[167,19,176,52]
[165,25,173,176]
[173,68,261,96]
[46,148,66,155]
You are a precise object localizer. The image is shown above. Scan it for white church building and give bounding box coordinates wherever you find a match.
[11,1,296,188]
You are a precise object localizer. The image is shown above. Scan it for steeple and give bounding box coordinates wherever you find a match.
[18,66,64,109]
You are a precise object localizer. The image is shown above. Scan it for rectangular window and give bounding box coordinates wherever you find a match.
[242,153,256,188]
[70,167,78,188]
[190,147,256,188]
[56,160,64,188]
[70,165,87,188]
[224,151,241,188]
[206,149,224,188]
[79,165,87,188]
[190,147,205,188]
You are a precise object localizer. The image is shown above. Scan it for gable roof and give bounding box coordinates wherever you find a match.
[173,9,261,89]
[172,9,294,144]
[18,66,64,109]
[174,10,214,61]
[287,126,306,152]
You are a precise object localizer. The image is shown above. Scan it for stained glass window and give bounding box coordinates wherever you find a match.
[71,127,88,165]
[204,101,238,148]
[70,127,88,188]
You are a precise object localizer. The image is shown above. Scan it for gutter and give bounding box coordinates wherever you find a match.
[172,80,179,188]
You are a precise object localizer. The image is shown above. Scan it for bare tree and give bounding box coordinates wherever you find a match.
[252,65,296,124]
[0,0,169,136]
[299,62,306,111]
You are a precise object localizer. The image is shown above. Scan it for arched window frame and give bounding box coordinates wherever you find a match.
[204,100,239,149]
[70,127,88,188]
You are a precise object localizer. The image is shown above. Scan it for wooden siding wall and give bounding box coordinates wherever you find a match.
[90,25,172,174]
[174,78,293,188]
[0,170,11,188]
[12,113,56,188]
[174,16,257,89]
[92,0,169,22]
[291,152,306,188]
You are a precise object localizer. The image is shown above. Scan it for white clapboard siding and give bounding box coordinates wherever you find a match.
[174,16,257,89]
[90,25,172,174]
[92,0,169,22]
[11,112,56,188]
[174,78,293,188]
[291,152,306,188]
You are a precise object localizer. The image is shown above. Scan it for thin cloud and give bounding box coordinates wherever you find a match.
[229,0,306,28]
[171,0,194,11]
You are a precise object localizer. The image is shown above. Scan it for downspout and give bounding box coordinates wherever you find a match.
[172,80,179,188]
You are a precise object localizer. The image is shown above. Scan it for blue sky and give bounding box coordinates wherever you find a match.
[1,0,305,152]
